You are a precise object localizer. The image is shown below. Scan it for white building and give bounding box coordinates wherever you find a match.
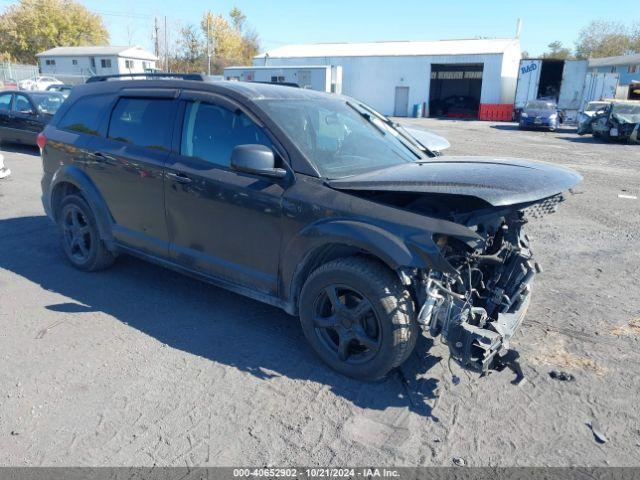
[241,38,521,117]
[224,65,342,93]
[36,46,158,80]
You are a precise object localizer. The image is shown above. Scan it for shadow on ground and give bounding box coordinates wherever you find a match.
[0,215,442,419]
[490,124,576,133]
[0,142,39,156]
[556,135,628,145]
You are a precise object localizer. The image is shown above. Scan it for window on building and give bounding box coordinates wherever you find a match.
[91,57,96,68]
[101,59,112,68]
[629,65,639,74]
[108,98,174,150]
[270,76,285,83]
[72,59,78,65]
[125,59,135,69]
[180,101,273,167]
[45,59,56,66]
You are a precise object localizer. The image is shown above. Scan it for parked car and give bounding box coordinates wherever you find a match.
[0,90,65,145]
[577,100,610,135]
[40,78,581,380]
[1,78,18,90]
[591,100,640,142]
[430,95,479,118]
[46,83,73,98]
[519,100,561,131]
[18,76,62,91]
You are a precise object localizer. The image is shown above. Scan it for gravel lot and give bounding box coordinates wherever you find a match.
[0,120,639,467]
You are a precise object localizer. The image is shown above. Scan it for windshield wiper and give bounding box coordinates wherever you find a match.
[350,101,433,158]
[346,101,388,135]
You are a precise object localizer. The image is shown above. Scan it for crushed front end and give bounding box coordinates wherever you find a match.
[414,195,563,372]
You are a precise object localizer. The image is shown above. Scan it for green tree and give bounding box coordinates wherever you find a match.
[0,0,109,64]
[575,20,636,58]
[542,40,572,59]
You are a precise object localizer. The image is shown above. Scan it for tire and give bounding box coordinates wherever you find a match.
[299,256,418,381]
[57,194,115,272]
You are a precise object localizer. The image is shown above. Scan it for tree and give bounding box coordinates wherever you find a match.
[0,0,109,64]
[575,20,637,58]
[200,8,259,73]
[173,24,205,73]
[542,41,572,59]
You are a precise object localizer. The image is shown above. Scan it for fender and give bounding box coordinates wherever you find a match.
[49,165,116,250]
[281,218,451,306]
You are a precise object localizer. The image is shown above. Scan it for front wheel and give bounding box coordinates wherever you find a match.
[299,257,418,381]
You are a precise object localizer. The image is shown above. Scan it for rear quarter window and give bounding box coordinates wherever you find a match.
[58,95,109,135]
[108,98,174,150]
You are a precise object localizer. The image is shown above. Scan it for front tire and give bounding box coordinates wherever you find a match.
[299,257,418,381]
[57,194,115,272]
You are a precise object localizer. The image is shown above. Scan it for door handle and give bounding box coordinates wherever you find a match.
[89,151,113,163]
[166,171,192,184]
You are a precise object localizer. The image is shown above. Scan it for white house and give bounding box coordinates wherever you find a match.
[243,38,521,117]
[36,46,158,80]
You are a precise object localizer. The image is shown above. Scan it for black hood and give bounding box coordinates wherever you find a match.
[328,156,582,207]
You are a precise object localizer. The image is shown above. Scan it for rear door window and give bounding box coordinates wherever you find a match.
[0,93,11,111]
[108,98,174,150]
[13,94,33,114]
[58,95,108,135]
[180,100,273,167]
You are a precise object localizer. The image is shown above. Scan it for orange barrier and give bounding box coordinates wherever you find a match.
[478,104,514,122]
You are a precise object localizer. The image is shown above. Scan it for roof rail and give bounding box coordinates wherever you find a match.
[86,73,206,83]
[251,81,300,88]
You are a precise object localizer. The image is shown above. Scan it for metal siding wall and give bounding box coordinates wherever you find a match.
[260,54,505,115]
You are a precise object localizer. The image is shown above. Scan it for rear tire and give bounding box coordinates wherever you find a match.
[57,194,115,272]
[299,257,418,381]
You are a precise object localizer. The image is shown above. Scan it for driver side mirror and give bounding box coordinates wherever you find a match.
[230,144,287,179]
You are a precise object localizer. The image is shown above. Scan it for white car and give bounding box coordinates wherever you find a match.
[18,76,63,91]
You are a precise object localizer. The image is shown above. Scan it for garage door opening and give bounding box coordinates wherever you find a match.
[429,63,483,118]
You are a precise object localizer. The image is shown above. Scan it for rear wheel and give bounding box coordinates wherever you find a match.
[58,194,115,271]
[299,257,417,380]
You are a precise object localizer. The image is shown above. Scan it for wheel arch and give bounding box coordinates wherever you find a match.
[49,165,116,250]
[282,220,428,314]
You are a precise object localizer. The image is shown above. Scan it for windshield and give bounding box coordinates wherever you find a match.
[525,100,556,110]
[585,101,608,113]
[30,93,64,115]
[611,102,640,122]
[257,98,423,178]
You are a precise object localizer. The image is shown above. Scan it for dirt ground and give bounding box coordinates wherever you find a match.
[0,120,639,467]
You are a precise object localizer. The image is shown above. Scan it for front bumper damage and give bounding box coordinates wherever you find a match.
[413,203,549,373]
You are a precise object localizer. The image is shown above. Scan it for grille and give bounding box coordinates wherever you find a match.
[523,194,564,219]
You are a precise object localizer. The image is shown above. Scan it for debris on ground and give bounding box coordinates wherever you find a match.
[10,431,19,436]
[611,318,640,337]
[531,334,607,376]
[549,370,575,382]
[588,419,608,444]
[451,375,461,385]
[452,457,466,467]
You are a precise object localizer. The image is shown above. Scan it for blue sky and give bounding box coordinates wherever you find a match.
[2,0,635,56]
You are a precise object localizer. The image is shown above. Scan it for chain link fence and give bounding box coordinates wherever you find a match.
[0,62,39,82]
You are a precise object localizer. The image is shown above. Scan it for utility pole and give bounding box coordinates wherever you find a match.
[164,16,169,72]
[206,13,211,76]
[154,17,159,68]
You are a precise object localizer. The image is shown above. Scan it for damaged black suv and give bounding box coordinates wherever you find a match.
[40,77,581,380]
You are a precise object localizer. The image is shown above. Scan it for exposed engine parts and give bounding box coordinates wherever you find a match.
[415,208,543,372]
